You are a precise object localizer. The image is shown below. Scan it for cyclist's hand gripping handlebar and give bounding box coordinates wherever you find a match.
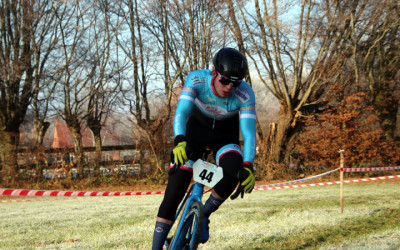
[230,163,255,200]
[169,135,190,175]
[173,141,187,166]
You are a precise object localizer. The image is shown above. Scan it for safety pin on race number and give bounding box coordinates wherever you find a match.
[193,159,223,188]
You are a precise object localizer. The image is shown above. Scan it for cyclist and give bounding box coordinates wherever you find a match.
[152,47,257,249]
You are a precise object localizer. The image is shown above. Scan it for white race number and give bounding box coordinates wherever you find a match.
[193,159,223,187]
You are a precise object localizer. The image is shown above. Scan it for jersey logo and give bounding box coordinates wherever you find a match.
[234,88,250,103]
[191,76,206,85]
[195,99,231,118]
[204,106,225,116]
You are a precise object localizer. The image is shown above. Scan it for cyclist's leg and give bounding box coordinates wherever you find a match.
[202,143,243,210]
[213,143,243,198]
[157,168,193,220]
[154,115,212,249]
[152,221,171,250]
[199,144,243,243]
[153,115,208,228]
[152,168,192,250]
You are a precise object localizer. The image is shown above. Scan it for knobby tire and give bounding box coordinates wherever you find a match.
[169,201,204,250]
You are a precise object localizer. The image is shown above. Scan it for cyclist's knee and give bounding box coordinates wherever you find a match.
[216,144,243,178]
[215,144,243,167]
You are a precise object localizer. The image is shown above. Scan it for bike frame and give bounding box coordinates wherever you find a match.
[168,182,204,249]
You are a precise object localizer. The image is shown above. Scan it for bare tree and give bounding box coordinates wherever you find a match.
[138,0,179,173]
[0,0,55,182]
[113,0,157,170]
[124,0,222,173]
[172,0,218,71]
[116,0,192,173]
[85,1,122,168]
[52,1,97,176]
[29,2,66,177]
[225,0,398,164]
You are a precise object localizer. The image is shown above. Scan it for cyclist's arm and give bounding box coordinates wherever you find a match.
[239,89,257,164]
[173,73,199,137]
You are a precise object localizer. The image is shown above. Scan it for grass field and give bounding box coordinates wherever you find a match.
[0,180,399,249]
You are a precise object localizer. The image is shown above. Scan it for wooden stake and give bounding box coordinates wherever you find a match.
[339,149,344,213]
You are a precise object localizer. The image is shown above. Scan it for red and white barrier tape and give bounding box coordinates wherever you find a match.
[1,166,398,198]
[256,168,340,188]
[0,189,164,197]
[341,166,400,172]
[2,175,398,199]
[253,175,400,191]
[257,165,400,189]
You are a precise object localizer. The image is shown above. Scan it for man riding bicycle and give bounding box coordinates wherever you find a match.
[152,48,257,249]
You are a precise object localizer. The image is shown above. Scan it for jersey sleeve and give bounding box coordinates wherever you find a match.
[239,86,257,164]
[173,71,199,137]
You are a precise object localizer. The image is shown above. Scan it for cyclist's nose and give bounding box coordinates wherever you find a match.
[225,82,234,89]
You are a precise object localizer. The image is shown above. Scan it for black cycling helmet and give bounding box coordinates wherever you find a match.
[213,47,248,81]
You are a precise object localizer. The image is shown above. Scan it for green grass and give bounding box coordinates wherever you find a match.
[0,181,399,249]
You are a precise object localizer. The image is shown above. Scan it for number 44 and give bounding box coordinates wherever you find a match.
[198,169,214,183]
[193,159,223,187]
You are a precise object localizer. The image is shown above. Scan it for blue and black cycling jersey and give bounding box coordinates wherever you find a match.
[174,69,257,164]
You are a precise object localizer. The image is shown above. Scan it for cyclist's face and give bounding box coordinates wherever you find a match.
[214,74,235,98]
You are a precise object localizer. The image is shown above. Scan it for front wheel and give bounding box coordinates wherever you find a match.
[170,201,204,250]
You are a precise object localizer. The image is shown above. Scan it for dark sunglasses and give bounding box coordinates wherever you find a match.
[218,72,241,88]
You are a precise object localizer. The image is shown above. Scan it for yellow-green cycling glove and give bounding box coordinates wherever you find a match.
[173,141,187,166]
[231,163,255,199]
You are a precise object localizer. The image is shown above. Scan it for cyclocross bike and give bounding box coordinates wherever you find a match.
[164,159,223,250]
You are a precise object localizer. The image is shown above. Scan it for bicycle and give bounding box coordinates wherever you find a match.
[165,159,223,250]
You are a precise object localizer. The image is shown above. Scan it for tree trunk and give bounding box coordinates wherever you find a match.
[0,130,19,185]
[68,125,84,177]
[33,120,50,146]
[269,105,294,163]
[265,122,275,164]
[90,125,102,171]
[33,120,50,177]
